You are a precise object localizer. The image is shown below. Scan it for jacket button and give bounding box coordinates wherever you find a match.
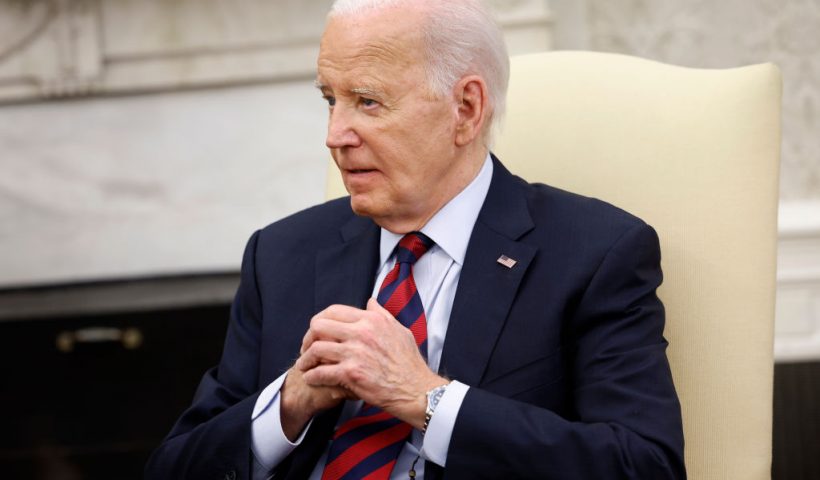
[224,471,236,480]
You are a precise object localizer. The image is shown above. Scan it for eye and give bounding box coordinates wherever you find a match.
[323,95,336,107]
[360,97,379,108]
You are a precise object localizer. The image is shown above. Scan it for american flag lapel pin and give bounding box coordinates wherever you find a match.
[497,254,517,269]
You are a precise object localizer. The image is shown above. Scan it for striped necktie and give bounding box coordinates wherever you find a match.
[321,231,434,480]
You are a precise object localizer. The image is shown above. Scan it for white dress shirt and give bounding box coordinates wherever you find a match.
[251,154,493,479]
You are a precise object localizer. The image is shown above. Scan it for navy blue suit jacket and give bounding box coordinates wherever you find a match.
[146,157,685,479]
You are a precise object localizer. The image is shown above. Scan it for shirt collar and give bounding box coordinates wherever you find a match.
[379,153,493,266]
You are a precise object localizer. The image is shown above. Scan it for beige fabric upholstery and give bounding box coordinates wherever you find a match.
[324,50,782,479]
[496,51,781,479]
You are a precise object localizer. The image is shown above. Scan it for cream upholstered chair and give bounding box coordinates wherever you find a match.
[495,51,781,479]
[325,51,782,479]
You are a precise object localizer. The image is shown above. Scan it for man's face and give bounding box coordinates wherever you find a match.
[316,7,465,232]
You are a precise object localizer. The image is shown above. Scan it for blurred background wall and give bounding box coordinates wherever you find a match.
[0,0,817,478]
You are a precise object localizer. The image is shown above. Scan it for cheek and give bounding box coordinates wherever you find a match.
[367,106,454,180]
[412,108,457,155]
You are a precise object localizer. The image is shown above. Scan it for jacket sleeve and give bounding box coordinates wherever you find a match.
[445,223,686,479]
[145,230,265,479]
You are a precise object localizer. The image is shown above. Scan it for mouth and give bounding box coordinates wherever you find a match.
[343,167,379,176]
[342,168,380,189]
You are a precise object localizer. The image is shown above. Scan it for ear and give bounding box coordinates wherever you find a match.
[454,75,489,147]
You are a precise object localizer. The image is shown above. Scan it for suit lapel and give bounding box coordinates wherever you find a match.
[283,213,380,479]
[439,157,536,387]
[315,215,381,311]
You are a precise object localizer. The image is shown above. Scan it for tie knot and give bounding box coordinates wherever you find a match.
[395,232,434,265]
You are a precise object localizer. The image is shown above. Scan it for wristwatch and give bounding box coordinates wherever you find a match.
[422,383,448,435]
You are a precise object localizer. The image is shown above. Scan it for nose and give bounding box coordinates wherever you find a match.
[326,105,361,149]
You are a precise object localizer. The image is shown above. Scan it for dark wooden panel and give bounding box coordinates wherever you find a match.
[773,361,820,480]
[0,304,230,479]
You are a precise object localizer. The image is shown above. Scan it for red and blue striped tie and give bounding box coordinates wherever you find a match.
[321,232,434,480]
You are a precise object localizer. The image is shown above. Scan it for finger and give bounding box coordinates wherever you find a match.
[367,298,415,343]
[301,305,373,353]
[328,388,347,401]
[329,386,359,401]
[296,340,346,371]
[301,314,359,353]
[366,297,393,320]
[302,363,347,389]
[313,316,361,342]
[318,304,370,323]
[341,388,359,400]
[301,328,316,354]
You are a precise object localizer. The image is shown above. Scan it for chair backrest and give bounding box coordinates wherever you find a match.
[324,50,782,479]
[494,51,781,479]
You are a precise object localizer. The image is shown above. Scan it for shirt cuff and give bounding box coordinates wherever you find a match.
[251,371,314,472]
[419,380,469,467]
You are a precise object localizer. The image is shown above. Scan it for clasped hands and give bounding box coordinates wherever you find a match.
[280,298,448,441]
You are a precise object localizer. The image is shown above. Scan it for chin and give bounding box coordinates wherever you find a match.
[348,195,377,218]
[350,196,401,230]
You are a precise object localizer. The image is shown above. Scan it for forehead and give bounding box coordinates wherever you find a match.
[317,9,427,88]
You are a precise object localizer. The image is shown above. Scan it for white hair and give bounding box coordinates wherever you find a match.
[328,0,510,142]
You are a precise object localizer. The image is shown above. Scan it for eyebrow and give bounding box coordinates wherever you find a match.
[314,80,385,99]
[351,87,383,99]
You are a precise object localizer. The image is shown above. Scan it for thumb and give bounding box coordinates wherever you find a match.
[366,297,390,317]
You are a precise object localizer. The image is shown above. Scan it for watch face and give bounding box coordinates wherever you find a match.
[429,386,446,409]
[424,385,448,433]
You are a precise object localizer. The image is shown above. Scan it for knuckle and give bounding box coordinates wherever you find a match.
[342,362,364,383]
[348,343,365,360]
[350,319,367,336]
[327,304,350,317]
[348,367,366,384]
[295,353,308,369]
[367,310,386,324]
[357,327,375,346]
[311,368,328,384]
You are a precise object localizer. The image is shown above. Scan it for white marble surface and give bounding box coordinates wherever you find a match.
[100,0,331,56]
[0,0,554,289]
[0,0,552,100]
[0,80,329,287]
[776,201,820,362]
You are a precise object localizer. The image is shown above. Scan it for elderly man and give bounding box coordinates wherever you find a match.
[147,0,685,479]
